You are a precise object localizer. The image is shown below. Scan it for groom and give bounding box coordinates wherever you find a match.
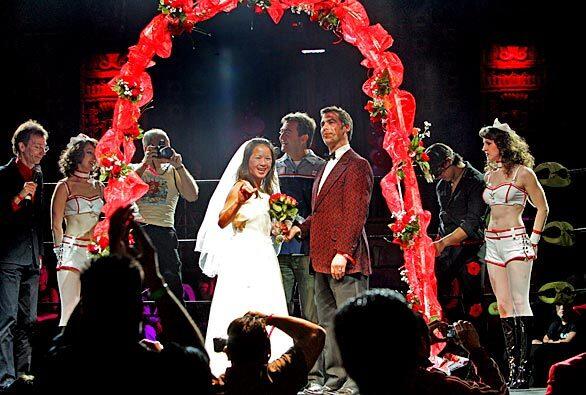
[289,106,373,395]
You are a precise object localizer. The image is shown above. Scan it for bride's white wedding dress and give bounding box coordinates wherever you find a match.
[204,191,293,377]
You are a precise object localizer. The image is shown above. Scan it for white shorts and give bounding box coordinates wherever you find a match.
[484,227,536,267]
[57,235,91,273]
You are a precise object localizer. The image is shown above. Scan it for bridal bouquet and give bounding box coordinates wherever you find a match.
[269,193,299,243]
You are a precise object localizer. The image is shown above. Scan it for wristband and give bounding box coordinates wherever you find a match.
[175,165,185,171]
[529,229,542,245]
[53,245,63,262]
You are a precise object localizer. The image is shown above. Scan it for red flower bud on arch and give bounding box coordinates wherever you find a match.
[467,261,481,276]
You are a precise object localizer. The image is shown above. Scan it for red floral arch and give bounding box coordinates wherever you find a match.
[93,0,441,322]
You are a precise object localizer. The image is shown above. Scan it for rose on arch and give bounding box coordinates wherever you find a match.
[111,77,144,103]
[310,1,342,34]
[389,210,421,248]
[98,154,133,182]
[118,123,144,140]
[364,98,388,124]
[114,66,154,107]
[408,121,433,182]
[467,261,481,276]
[373,69,392,97]
[362,52,404,92]
[158,0,194,21]
[161,0,198,36]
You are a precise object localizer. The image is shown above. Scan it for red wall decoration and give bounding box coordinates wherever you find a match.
[80,53,125,138]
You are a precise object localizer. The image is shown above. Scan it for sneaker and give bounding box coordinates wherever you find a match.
[17,374,35,384]
[333,388,357,395]
[322,387,340,395]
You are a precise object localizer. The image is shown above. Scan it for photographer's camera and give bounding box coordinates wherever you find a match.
[156,140,174,159]
[213,337,228,353]
[446,324,458,340]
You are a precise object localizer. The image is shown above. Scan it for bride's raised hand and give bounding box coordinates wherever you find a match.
[238,181,257,203]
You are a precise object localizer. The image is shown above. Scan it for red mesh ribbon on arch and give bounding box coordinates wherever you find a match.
[94,0,442,332]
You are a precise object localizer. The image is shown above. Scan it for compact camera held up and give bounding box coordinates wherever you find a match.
[445,324,459,340]
[213,337,228,353]
[156,140,174,159]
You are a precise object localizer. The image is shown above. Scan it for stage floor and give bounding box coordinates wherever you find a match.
[511,389,546,395]
[294,388,548,394]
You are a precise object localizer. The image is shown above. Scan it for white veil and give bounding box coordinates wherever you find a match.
[195,139,280,277]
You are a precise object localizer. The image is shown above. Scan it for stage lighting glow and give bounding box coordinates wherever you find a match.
[301,49,326,54]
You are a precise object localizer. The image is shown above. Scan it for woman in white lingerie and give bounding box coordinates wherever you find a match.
[479,119,549,388]
[51,134,104,327]
[195,138,292,377]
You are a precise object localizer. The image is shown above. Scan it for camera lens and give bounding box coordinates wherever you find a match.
[160,146,174,159]
[446,325,457,339]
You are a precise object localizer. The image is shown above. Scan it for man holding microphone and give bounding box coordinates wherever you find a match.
[0,120,49,390]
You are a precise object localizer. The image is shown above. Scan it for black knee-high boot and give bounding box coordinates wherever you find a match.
[500,317,518,385]
[511,316,532,389]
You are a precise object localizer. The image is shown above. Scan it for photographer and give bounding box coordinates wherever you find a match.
[36,206,212,394]
[334,289,508,395]
[132,128,198,302]
[213,312,326,395]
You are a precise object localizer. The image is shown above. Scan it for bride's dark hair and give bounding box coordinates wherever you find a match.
[237,138,277,195]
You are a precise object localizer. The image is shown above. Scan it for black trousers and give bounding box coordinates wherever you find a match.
[0,264,39,390]
[141,225,184,303]
[435,243,484,321]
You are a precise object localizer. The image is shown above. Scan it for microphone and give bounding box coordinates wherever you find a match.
[23,165,41,202]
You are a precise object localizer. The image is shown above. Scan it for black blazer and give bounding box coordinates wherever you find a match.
[0,158,44,267]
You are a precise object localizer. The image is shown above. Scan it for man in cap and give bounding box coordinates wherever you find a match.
[425,143,488,323]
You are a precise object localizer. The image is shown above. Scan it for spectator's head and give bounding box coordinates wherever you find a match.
[556,303,575,323]
[198,279,215,300]
[414,312,432,367]
[58,133,98,176]
[225,313,271,368]
[80,254,144,343]
[425,143,464,182]
[335,289,422,394]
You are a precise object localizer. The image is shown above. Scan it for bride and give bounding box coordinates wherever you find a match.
[195,138,292,377]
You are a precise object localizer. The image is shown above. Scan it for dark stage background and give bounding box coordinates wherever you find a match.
[1,0,585,346]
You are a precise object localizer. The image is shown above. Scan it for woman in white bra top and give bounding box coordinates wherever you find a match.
[51,134,104,327]
[479,119,549,389]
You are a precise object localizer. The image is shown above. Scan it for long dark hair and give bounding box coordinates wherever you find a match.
[479,125,534,175]
[58,134,98,177]
[236,138,277,195]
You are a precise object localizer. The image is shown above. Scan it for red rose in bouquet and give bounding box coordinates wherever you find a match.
[269,193,299,243]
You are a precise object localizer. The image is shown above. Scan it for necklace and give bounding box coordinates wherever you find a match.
[73,170,90,179]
